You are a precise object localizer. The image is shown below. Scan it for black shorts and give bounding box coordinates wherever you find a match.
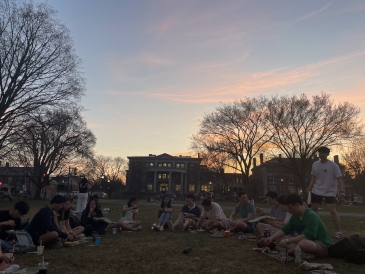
[311,192,336,204]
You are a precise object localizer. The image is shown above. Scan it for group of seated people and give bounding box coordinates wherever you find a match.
[0,189,336,272]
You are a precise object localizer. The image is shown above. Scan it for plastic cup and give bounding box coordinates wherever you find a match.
[37,246,44,255]
[39,267,47,274]
[112,228,117,234]
[95,236,101,246]
[225,230,230,238]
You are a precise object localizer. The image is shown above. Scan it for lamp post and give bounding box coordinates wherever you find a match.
[100,175,104,197]
[280,178,284,194]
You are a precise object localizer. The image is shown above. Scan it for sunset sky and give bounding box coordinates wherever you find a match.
[39,0,365,158]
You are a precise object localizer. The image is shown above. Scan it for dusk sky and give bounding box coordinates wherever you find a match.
[38,0,365,158]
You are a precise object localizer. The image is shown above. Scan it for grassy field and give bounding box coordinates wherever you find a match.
[1,199,364,274]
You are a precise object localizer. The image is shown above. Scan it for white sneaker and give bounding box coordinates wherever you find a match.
[167,220,174,232]
[132,226,142,231]
[159,225,164,231]
[334,232,343,239]
[153,224,160,231]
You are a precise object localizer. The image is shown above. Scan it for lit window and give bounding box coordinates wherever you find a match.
[163,163,167,167]
[167,163,171,167]
[147,184,152,191]
[158,174,162,179]
[158,163,162,167]
[201,185,208,191]
[175,185,181,191]
[176,163,180,168]
[150,163,154,167]
[189,185,195,192]
[181,164,185,168]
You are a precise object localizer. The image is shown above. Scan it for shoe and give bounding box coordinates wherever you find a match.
[132,226,141,231]
[334,232,343,239]
[159,225,164,231]
[46,241,63,249]
[153,224,160,231]
[167,220,174,232]
[3,264,20,273]
[178,220,184,231]
[76,233,85,239]
[301,251,315,260]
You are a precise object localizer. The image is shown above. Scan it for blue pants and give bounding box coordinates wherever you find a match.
[0,239,14,252]
[159,212,171,223]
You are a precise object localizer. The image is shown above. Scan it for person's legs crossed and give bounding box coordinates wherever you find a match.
[38,231,59,246]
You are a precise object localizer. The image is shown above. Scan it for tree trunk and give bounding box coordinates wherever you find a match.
[34,185,42,199]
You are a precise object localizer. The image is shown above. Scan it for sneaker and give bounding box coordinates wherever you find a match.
[167,220,174,232]
[153,225,160,231]
[3,264,20,273]
[159,225,164,231]
[178,220,184,231]
[76,233,85,239]
[301,251,315,260]
[335,232,343,239]
[132,226,142,231]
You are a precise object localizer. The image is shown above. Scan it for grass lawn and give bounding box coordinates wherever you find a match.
[1,199,364,274]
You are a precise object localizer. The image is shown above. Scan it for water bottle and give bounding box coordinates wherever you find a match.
[295,245,301,264]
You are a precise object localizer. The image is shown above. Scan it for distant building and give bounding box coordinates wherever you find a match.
[126,153,202,194]
[0,162,35,197]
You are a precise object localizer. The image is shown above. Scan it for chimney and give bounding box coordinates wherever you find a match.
[253,158,256,167]
[5,162,9,167]
[334,155,339,164]
[198,153,200,158]
[260,153,263,165]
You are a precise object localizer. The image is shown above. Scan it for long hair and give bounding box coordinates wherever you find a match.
[127,197,138,207]
[59,198,71,221]
[160,195,172,208]
[85,198,101,213]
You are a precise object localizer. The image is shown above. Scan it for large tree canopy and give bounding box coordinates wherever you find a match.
[9,107,96,199]
[0,0,84,156]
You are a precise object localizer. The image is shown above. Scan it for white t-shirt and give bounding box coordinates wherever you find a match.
[201,202,227,220]
[311,160,342,197]
[284,212,291,224]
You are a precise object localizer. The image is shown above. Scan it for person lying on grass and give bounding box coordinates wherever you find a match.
[256,195,291,238]
[54,198,85,240]
[169,193,201,232]
[81,199,108,236]
[118,197,141,231]
[256,191,287,223]
[196,199,228,232]
[264,194,332,258]
[154,195,173,231]
[228,192,255,233]
[28,195,73,249]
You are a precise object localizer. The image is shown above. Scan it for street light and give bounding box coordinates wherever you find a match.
[280,178,284,194]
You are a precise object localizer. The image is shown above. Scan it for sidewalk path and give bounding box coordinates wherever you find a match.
[104,199,365,217]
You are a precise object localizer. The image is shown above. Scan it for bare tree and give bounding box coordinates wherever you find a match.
[82,155,127,198]
[0,0,84,156]
[191,97,272,193]
[342,140,365,198]
[9,107,96,199]
[266,93,363,192]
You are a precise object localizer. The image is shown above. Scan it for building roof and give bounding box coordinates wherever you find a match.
[127,153,201,161]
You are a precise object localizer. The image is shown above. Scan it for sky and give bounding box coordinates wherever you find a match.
[36,0,365,158]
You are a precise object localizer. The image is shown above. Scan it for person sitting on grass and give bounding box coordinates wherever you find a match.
[196,199,228,232]
[0,248,18,273]
[81,199,108,236]
[154,195,173,231]
[256,195,291,238]
[28,195,72,249]
[118,197,141,231]
[0,201,29,252]
[54,198,85,240]
[256,191,287,223]
[264,194,332,258]
[228,192,255,233]
[169,193,201,232]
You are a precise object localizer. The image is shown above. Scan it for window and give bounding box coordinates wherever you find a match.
[176,163,180,168]
[145,162,154,167]
[158,173,169,179]
[175,184,181,191]
[167,163,171,167]
[269,176,275,183]
[147,184,152,191]
[163,163,167,167]
[201,185,208,192]
[176,163,185,169]
[289,177,294,184]
[181,163,185,168]
[189,185,195,192]
[304,178,309,183]
[269,185,277,192]
[288,185,296,193]
[158,163,162,167]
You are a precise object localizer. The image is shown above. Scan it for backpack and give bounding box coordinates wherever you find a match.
[69,215,81,229]
[328,234,365,264]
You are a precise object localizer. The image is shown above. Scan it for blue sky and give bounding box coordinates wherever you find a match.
[38,0,365,158]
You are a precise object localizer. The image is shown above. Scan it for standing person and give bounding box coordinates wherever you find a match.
[118,197,141,231]
[265,194,332,258]
[76,178,91,214]
[169,193,201,232]
[28,195,72,248]
[153,195,172,231]
[196,199,228,231]
[306,146,344,239]
[228,192,255,233]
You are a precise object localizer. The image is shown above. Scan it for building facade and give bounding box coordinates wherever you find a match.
[126,153,202,194]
